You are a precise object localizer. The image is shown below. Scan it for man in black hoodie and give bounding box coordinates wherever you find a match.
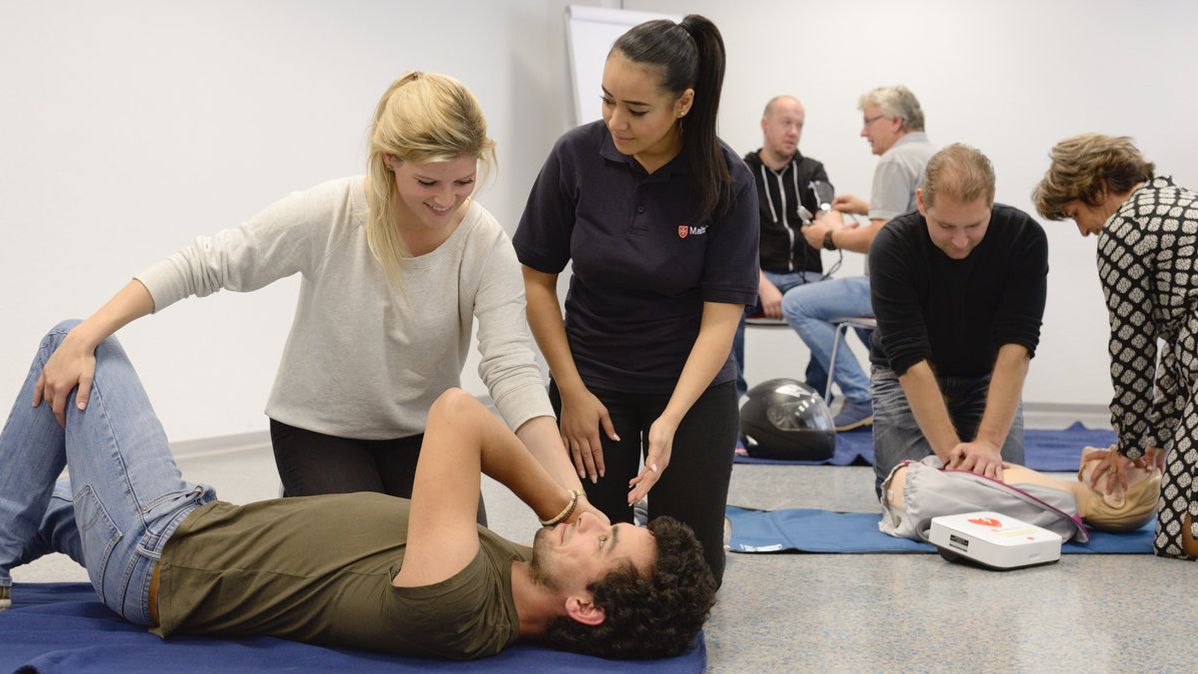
[733,95,834,401]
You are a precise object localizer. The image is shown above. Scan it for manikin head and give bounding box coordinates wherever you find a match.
[1076,450,1161,532]
[530,514,715,659]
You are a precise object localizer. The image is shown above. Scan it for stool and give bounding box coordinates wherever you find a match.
[745,315,790,328]
[825,316,876,403]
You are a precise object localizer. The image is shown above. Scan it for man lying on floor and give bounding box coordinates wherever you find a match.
[0,321,715,660]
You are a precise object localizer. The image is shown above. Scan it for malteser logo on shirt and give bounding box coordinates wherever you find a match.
[677,224,708,239]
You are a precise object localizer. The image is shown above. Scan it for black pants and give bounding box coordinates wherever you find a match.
[549,380,737,586]
[269,419,486,525]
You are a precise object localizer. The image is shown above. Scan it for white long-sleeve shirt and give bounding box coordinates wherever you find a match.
[137,176,552,439]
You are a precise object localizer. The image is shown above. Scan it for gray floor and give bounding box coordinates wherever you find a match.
[12,413,1196,673]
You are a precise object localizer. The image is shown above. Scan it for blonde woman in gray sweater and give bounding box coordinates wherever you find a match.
[32,72,594,522]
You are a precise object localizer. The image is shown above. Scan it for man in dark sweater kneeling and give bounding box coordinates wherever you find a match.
[868,144,1048,496]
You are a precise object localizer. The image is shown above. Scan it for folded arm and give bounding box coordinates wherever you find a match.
[393,389,576,588]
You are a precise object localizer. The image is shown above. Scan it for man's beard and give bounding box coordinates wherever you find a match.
[528,526,561,593]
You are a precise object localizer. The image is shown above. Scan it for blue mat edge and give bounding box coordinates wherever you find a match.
[0,582,707,673]
[734,421,1115,471]
[724,505,1154,555]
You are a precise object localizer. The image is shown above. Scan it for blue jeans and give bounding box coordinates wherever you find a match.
[0,321,215,624]
[870,366,1025,496]
[733,270,826,398]
[780,275,873,404]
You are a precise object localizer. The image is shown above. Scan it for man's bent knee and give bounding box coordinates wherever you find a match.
[48,319,84,337]
[780,287,811,322]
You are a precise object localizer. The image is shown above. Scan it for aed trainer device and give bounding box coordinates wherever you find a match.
[928,511,1062,570]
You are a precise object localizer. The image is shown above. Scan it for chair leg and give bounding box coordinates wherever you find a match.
[825,322,849,404]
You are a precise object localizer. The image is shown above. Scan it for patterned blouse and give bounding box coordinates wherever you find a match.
[1098,175,1198,458]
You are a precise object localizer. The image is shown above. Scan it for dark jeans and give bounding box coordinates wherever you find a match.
[870,366,1025,497]
[270,419,487,526]
[549,380,738,586]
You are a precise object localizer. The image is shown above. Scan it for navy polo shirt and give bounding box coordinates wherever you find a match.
[514,120,760,394]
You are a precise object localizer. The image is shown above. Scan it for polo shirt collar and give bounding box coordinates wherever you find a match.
[892,132,928,149]
[598,125,688,180]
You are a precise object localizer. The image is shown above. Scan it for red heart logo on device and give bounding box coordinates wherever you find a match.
[968,517,1002,527]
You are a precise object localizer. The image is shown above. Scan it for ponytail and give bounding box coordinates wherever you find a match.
[612,14,731,223]
[678,15,731,223]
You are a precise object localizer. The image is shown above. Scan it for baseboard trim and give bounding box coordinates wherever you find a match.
[171,431,271,459]
[167,397,1102,458]
[1021,401,1108,416]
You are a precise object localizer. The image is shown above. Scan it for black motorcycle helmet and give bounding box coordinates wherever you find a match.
[740,378,836,460]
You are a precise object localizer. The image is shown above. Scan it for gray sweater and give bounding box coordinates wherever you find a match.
[137,176,552,439]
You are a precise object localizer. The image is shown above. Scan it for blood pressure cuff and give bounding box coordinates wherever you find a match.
[879,456,1090,543]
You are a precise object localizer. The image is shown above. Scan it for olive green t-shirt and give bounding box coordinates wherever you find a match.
[151,493,532,660]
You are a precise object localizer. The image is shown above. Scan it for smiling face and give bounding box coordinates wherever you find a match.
[918,190,992,260]
[600,50,692,167]
[388,154,478,232]
[529,511,656,595]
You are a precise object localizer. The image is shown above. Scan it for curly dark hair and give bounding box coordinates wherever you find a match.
[542,516,716,659]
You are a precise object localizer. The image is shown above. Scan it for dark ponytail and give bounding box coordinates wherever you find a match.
[612,14,731,223]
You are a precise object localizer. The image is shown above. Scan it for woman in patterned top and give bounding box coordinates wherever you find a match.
[1033,133,1198,560]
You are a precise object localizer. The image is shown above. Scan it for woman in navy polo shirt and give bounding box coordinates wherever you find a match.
[514,15,759,584]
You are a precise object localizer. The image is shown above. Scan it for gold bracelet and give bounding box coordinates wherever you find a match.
[540,489,584,526]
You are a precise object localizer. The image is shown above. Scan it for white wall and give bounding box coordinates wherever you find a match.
[4,1,1196,445]
[0,0,569,441]
[631,0,1198,408]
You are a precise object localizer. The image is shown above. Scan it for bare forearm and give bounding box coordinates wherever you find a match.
[516,415,585,492]
[462,398,570,521]
[832,194,870,216]
[830,219,887,254]
[974,344,1030,447]
[73,280,155,347]
[898,361,960,461]
[661,303,742,424]
[523,270,587,397]
[400,392,570,586]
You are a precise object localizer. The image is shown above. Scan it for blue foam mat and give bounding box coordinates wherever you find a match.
[0,583,706,674]
[735,421,1116,471]
[725,506,1154,554]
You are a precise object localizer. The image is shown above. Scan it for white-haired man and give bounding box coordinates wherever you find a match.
[787,85,935,431]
